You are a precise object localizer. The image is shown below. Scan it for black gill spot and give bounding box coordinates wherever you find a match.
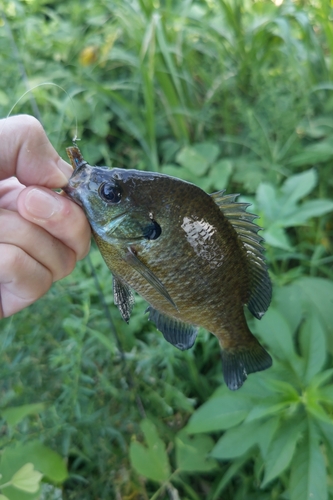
[143,220,162,240]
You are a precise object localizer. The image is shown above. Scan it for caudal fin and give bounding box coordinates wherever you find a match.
[221,342,272,391]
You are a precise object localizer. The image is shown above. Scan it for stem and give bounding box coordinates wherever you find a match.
[149,470,181,500]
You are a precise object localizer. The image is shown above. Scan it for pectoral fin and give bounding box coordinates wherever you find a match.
[125,247,177,309]
[147,306,198,351]
[113,276,135,323]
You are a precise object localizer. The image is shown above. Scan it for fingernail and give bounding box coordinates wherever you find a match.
[25,188,61,219]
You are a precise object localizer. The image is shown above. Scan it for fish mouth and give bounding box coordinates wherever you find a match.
[62,185,83,206]
[63,166,91,206]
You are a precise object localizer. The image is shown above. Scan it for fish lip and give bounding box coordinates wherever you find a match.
[62,165,92,206]
[62,185,83,206]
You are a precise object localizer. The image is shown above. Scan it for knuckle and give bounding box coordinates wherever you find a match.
[2,245,52,294]
[6,245,29,274]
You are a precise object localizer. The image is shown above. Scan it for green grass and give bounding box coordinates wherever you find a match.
[0,0,333,499]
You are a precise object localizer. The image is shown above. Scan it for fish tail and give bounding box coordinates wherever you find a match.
[220,339,272,391]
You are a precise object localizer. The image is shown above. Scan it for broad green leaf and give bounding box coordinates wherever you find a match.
[256,417,280,458]
[234,159,265,191]
[161,164,194,182]
[263,379,299,401]
[22,442,67,483]
[306,399,333,425]
[90,111,113,137]
[211,421,260,460]
[255,169,333,235]
[0,495,9,500]
[252,307,296,361]
[0,442,67,486]
[129,419,170,482]
[209,159,233,190]
[309,369,333,390]
[0,442,67,500]
[193,143,220,167]
[288,141,333,166]
[317,421,333,457]
[317,384,333,404]
[11,463,43,494]
[246,401,291,423]
[176,145,211,176]
[284,199,333,226]
[290,420,327,500]
[300,313,326,383]
[185,395,251,434]
[281,169,317,205]
[1,404,45,426]
[274,283,303,335]
[294,277,333,353]
[262,418,303,487]
[256,182,279,221]
[264,224,293,250]
[176,431,217,472]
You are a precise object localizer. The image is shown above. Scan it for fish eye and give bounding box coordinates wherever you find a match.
[99,182,122,204]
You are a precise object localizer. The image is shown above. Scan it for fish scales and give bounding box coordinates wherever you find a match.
[64,146,273,390]
[94,180,249,340]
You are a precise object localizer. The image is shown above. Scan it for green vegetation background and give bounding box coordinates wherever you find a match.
[1,0,333,499]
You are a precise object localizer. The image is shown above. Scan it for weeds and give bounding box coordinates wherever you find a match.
[0,0,333,499]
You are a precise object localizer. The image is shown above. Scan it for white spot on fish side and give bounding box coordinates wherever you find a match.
[181,216,223,268]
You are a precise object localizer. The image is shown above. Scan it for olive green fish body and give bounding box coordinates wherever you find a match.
[93,194,250,347]
[65,146,272,390]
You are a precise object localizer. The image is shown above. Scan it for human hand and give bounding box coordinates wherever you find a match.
[0,114,91,318]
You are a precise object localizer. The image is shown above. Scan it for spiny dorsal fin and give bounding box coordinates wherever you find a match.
[211,190,272,319]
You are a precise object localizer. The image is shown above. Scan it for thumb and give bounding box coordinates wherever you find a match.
[0,114,73,188]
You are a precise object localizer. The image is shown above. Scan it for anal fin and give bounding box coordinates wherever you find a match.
[113,276,135,323]
[147,306,198,351]
[221,341,272,391]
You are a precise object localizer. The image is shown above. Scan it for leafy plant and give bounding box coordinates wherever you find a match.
[0,405,67,500]
[183,276,333,499]
[130,419,217,499]
[254,169,333,252]
[0,0,333,498]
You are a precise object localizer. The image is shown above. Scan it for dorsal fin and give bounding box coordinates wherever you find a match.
[211,190,272,319]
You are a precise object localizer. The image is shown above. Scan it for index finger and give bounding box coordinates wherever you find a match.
[0,114,73,187]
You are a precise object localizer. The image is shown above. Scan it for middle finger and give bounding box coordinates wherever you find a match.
[0,208,76,282]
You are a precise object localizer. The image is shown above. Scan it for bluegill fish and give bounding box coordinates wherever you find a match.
[64,146,272,390]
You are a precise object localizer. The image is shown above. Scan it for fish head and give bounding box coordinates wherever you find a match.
[64,146,169,244]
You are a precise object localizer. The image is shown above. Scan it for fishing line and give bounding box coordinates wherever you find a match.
[0,82,79,141]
